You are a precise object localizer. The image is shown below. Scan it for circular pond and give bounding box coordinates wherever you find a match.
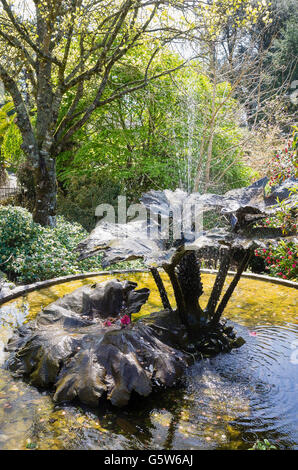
[0,272,297,450]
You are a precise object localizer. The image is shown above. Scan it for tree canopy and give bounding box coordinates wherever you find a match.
[0,0,295,227]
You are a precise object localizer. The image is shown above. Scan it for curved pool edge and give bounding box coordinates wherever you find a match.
[0,268,297,307]
[0,269,149,306]
[201,269,298,289]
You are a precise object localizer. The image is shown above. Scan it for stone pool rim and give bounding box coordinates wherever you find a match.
[0,268,297,307]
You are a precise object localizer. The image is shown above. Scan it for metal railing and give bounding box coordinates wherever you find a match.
[0,186,20,200]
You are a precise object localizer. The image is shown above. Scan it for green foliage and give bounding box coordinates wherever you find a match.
[255,185,297,281]
[266,137,297,190]
[249,439,277,450]
[0,102,14,149]
[255,135,297,281]
[269,12,298,89]
[292,125,298,150]
[0,101,24,184]
[270,191,297,235]
[0,205,105,283]
[25,442,37,450]
[2,122,24,171]
[56,51,185,197]
[56,54,253,230]
[0,101,15,182]
[255,241,297,281]
[57,175,121,231]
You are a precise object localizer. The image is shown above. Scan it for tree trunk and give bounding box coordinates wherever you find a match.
[32,152,57,226]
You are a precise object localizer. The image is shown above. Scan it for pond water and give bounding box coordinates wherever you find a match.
[0,272,297,450]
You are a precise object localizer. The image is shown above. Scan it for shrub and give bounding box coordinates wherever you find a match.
[0,205,105,283]
[267,134,297,189]
[249,439,277,450]
[254,134,298,282]
[57,175,122,231]
[255,241,297,281]
[263,187,297,236]
[254,193,297,281]
[256,195,297,281]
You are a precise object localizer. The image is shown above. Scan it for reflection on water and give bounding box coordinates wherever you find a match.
[0,273,297,450]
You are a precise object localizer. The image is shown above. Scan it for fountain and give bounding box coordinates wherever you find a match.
[4,177,297,408]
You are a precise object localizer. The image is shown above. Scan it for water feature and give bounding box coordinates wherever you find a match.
[0,272,297,450]
[0,177,296,448]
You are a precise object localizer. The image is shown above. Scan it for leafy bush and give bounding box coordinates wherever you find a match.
[267,134,297,189]
[56,65,254,219]
[249,439,277,450]
[254,134,298,281]
[57,175,121,231]
[0,205,105,283]
[263,187,297,236]
[255,241,297,281]
[254,194,297,281]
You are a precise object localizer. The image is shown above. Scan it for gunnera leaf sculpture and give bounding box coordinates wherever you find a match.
[5,178,297,408]
[76,176,297,327]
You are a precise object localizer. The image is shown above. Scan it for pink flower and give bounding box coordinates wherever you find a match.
[104,320,112,327]
[120,314,131,326]
[293,264,296,268]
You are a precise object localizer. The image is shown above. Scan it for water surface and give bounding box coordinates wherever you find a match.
[0,273,297,450]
